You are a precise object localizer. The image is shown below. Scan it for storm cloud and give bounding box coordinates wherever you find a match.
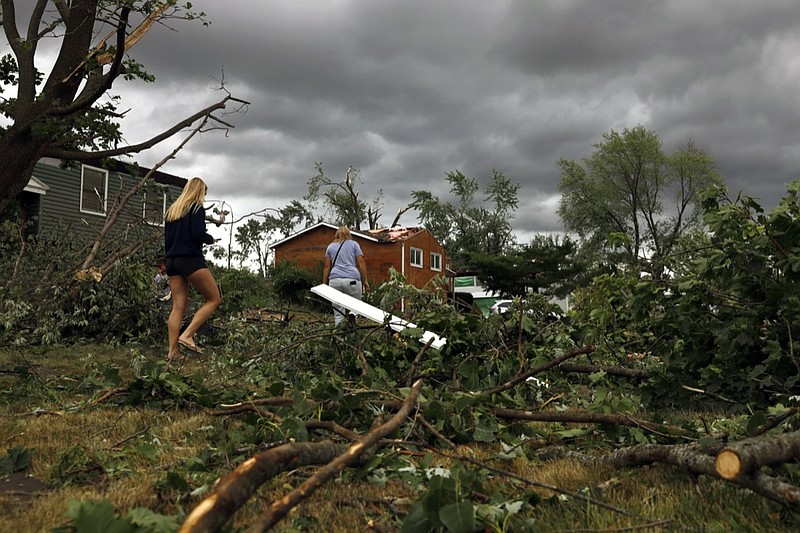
[10,0,800,241]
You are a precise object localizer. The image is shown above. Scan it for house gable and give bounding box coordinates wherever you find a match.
[272,224,448,289]
[17,158,186,253]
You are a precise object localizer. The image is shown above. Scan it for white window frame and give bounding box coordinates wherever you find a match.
[430,252,442,272]
[80,164,108,216]
[143,187,167,226]
[410,247,423,268]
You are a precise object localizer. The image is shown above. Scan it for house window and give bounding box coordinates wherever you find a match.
[410,247,423,268]
[430,252,442,271]
[143,189,167,225]
[80,165,108,215]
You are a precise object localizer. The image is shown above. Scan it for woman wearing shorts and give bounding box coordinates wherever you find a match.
[164,177,220,361]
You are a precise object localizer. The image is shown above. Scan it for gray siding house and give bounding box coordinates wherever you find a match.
[17,157,187,258]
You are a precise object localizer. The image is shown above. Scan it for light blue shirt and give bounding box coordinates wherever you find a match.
[326,239,363,280]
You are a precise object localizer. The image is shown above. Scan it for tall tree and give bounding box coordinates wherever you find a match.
[411,169,519,269]
[0,0,244,214]
[304,163,383,230]
[557,126,721,277]
[235,200,313,276]
[469,234,588,298]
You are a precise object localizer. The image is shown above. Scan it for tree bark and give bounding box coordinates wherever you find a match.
[545,440,800,512]
[558,362,650,380]
[715,429,800,480]
[180,379,424,533]
[493,408,693,438]
[481,345,595,397]
[252,379,424,531]
[177,441,350,533]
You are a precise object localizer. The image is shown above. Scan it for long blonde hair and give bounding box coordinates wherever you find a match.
[165,177,207,222]
[334,226,352,243]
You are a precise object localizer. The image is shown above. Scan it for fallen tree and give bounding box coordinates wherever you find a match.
[179,379,424,533]
[542,436,800,512]
[715,429,800,480]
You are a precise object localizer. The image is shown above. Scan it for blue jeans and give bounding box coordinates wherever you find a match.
[328,277,362,326]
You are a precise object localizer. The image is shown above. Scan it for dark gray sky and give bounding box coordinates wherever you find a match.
[10,1,800,242]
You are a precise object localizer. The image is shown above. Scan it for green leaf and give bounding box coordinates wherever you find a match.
[746,411,768,436]
[472,426,495,443]
[0,447,34,475]
[423,476,458,522]
[401,500,435,533]
[439,500,475,533]
[281,416,309,442]
[66,499,135,533]
[127,507,180,533]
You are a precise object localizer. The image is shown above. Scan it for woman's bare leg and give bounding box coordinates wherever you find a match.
[178,268,221,346]
[168,276,189,359]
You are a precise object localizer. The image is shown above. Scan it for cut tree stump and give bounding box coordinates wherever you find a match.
[715,429,800,480]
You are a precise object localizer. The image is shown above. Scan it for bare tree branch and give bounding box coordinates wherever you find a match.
[252,379,424,531]
[179,379,424,533]
[46,94,249,161]
[481,344,595,396]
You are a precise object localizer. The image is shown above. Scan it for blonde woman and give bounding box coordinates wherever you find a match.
[164,177,221,361]
[322,226,370,326]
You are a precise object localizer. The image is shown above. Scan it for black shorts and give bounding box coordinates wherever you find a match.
[166,256,208,278]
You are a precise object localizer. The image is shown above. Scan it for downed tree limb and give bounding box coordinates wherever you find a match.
[84,386,129,409]
[482,345,595,396]
[558,362,650,380]
[251,378,424,532]
[715,429,800,480]
[493,408,694,439]
[543,441,800,512]
[177,441,350,533]
[179,379,423,533]
[752,407,799,437]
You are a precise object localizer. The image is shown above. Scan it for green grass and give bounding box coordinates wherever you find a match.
[1,344,799,532]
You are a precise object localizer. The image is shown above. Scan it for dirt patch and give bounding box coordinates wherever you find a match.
[0,472,51,498]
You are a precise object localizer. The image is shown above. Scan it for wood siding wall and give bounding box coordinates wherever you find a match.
[273,225,448,289]
[32,159,182,244]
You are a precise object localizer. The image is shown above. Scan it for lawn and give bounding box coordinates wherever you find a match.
[2,341,799,532]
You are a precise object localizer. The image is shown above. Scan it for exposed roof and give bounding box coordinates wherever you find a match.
[270,222,430,248]
[363,226,427,242]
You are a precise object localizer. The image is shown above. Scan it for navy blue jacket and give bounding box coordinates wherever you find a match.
[164,205,214,258]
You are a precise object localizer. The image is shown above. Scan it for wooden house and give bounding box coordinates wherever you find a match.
[271,222,449,289]
[16,157,186,242]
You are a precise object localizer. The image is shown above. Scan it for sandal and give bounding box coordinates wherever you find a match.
[178,338,203,355]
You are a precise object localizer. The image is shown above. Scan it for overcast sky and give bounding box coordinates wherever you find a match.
[9,1,800,245]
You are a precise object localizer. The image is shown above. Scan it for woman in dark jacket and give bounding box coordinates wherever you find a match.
[164,177,220,361]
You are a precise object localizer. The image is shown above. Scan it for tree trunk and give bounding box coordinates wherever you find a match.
[715,429,800,480]
[0,136,45,214]
[544,440,800,512]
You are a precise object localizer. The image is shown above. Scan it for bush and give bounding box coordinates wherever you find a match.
[214,266,275,315]
[269,260,319,304]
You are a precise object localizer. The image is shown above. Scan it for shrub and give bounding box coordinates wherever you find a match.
[269,259,318,304]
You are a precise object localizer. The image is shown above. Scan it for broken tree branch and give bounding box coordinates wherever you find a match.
[715,429,800,480]
[180,379,424,533]
[558,362,650,380]
[482,345,595,397]
[545,441,800,512]
[178,441,351,533]
[251,379,424,531]
[493,408,694,439]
